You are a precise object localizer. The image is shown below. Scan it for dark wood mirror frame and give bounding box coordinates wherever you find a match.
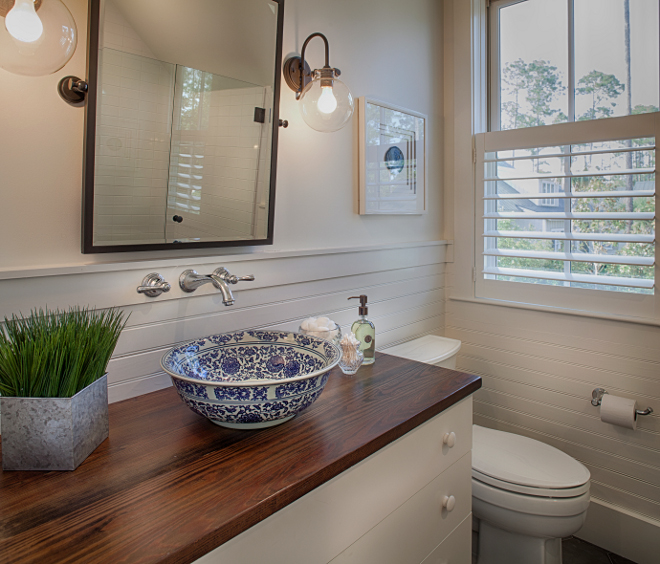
[81,0,285,254]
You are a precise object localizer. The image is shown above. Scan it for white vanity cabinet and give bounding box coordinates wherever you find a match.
[196,396,473,564]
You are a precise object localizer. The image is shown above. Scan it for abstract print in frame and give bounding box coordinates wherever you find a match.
[358,97,426,215]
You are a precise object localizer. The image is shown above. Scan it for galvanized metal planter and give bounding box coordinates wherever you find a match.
[1,375,109,471]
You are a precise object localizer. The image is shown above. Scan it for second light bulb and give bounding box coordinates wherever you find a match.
[5,0,43,43]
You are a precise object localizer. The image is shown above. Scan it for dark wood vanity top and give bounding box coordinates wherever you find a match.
[0,353,481,564]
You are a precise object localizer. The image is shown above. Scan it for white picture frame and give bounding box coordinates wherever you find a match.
[357,97,427,215]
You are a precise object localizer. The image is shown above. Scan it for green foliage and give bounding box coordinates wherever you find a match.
[502,59,565,129]
[0,307,127,398]
[570,174,654,282]
[496,219,562,273]
[576,70,625,121]
[633,104,660,115]
[179,67,213,130]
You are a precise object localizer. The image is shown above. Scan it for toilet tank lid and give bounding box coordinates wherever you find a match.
[381,335,461,364]
[473,425,590,489]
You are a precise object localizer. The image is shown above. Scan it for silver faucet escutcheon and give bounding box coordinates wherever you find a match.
[179,267,255,306]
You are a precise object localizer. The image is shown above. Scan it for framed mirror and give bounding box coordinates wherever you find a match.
[82,0,284,253]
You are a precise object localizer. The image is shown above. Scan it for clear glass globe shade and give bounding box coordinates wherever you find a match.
[299,74,354,133]
[5,0,43,43]
[0,0,77,76]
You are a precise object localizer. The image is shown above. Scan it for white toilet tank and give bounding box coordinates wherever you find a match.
[381,335,462,369]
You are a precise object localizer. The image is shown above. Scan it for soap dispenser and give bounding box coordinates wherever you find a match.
[348,295,375,365]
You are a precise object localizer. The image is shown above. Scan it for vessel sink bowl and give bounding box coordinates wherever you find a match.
[161,330,341,430]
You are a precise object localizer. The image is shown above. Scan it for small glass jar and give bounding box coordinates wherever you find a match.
[338,340,364,376]
[298,322,342,345]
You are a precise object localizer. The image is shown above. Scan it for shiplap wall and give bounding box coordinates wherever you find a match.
[444,295,660,563]
[446,295,660,512]
[0,242,447,403]
[443,1,660,562]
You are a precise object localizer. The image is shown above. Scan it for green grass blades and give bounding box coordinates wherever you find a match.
[0,307,127,398]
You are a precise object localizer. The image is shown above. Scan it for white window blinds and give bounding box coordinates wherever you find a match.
[475,114,658,311]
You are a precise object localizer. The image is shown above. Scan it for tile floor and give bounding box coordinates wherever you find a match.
[472,533,637,563]
[562,537,637,564]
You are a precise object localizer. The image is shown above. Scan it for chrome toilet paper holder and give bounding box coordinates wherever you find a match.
[591,388,653,416]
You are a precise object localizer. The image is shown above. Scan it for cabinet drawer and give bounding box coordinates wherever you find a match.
[329,452,472,564]
[195,397,472,564]
[421,513,473,564]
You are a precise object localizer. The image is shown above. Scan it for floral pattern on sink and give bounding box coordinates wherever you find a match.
[161,331,341,429]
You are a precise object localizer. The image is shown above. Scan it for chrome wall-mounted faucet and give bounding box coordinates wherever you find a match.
[179,267,255,306]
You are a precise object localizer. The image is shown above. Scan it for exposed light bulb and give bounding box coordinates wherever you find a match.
[317,86,337,114]
[5,0,43,43]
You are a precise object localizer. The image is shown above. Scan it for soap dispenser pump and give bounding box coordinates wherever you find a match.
[348,295,375,365]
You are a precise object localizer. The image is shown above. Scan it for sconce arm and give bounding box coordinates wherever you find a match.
[296,32,330,96]
[301,32,330,71]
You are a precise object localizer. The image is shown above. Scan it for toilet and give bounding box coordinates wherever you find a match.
[382,336,591,564]
[472,425,590,564]
[381,334,462,369]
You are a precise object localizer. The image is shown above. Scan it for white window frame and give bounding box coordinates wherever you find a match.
[472,0,660,321]
[475,113,659,320]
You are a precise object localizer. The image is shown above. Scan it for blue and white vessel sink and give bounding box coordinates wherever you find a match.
[161,330,341,430]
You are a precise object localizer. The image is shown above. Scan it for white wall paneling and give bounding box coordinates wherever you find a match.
[447,297,660,559]
[578,499,660,564]
[443,0,660,560]
[0,242,448,404]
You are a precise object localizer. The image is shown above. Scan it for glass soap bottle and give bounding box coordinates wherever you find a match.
[348,295,375,365]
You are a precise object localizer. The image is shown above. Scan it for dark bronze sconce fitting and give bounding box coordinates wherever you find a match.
[283,32,340,99]
[58,75,88,105]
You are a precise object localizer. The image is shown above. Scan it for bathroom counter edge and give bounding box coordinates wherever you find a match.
[0,352,481,564]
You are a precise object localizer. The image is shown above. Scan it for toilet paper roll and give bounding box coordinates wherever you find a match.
[600,394,638,430]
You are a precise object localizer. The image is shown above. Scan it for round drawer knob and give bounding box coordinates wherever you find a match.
[442,495,456,512]
[443,431,456,448]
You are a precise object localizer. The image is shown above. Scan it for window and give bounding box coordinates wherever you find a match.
[476,0,659,318]
[540,181,560,206]
[490,0,659,130]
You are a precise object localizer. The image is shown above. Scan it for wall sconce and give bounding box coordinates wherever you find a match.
[283,33,354,133]
[0,0,78,77]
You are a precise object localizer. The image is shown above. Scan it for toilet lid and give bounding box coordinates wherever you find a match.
[382,335,461,364]
[473,425,590,492]
[472,469,590,498]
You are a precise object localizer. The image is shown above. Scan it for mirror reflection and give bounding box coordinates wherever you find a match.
[85,0,283,252]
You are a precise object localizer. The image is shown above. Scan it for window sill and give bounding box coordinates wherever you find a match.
[449,295,660,328]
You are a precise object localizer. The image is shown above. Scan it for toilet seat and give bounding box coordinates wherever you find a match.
[472,469,590,498]
[472,478,591,518]
[472,425,590,496]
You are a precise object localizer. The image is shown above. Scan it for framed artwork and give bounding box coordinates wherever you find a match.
[358,97,426,215]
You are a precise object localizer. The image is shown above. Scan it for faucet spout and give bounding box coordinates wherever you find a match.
[178,267,254,306]
[209,274,235,306]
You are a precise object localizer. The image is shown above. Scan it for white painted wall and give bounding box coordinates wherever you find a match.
[443,1,660,563]
[0,0,446,400]
[0,0,444,270]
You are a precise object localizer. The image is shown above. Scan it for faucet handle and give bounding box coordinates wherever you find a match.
[213,268,255,285]
[137,273,171,298]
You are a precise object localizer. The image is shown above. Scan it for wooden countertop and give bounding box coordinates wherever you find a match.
[0,353,481,564]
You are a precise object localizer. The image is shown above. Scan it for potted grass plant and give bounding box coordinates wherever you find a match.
[0,307,126,471]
